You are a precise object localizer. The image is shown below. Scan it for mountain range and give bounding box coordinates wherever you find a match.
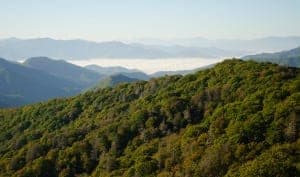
[1,44,300,108]
[1,36,300,61]
[0,37,287,61]
[0,58,81,107]
[134,36,300,53]
[243,46,300,67]
[0,57,147,107]
[0,60,298,177]
[24,57,104,87]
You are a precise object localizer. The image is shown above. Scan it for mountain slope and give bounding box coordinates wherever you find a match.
[0,60,299,177]
[119,72,150,80]
[150,64,215,77]
[24,57,103,87]
[85,65,150,80]
[85,65,140,75]
[0,58,81,107]
[91,74,140,89]
[243,47,300,67]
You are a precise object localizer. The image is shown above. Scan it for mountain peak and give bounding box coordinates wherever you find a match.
[24,57,103,87]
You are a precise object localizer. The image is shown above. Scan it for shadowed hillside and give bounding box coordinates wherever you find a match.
[0,58,82,107]
[24,57,104,87]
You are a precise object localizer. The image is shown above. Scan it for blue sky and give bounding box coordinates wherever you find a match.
[0,0,299,41]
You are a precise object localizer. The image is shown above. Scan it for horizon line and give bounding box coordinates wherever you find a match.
[1,35,300,43]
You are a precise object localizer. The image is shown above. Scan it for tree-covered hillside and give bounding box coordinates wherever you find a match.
[0,60,299,177]
[91,74,140,90]
[85,65,150,81]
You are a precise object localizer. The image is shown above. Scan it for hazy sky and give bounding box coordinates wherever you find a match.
[0,0,300,41]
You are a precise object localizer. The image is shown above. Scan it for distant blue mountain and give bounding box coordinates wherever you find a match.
[135,36,300,53]
[0,57,150,107]
[242,47,300,67]
[0,58,82,107]
[0,37,243,60]
[24,57,104,87]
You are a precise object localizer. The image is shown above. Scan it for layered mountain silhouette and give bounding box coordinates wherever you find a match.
[1,47,299,108]
[24,57,104,87]
[1,37,300,61]
[135,36,300,53]
[0,38,243,60]
[0,57,148,107]
[243,46,300,67]
[0,58,81,107]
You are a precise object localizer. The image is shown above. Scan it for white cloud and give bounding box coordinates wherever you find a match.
[68,58,223,74]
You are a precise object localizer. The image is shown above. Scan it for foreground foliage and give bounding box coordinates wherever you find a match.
[0,59,299,177]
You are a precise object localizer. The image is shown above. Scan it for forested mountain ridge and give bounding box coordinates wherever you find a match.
[91,74,140,90]
[0,59,299,177]
[85,65,150,81]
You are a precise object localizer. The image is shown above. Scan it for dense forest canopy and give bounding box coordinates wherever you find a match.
[0,59,299,177]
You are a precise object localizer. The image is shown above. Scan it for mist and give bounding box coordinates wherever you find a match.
[68,58,223,74]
